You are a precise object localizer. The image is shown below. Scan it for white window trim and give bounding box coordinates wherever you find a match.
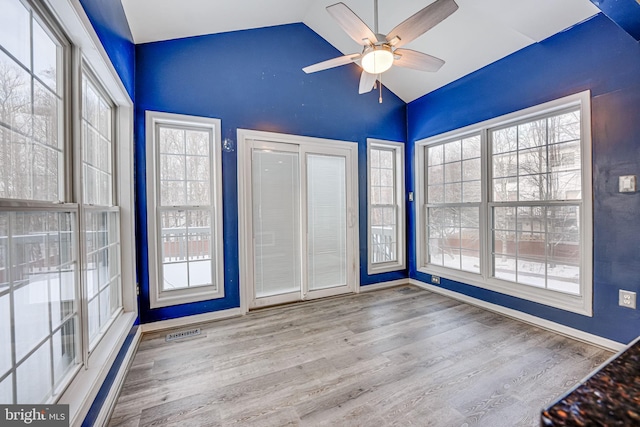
[25,1,139,426]
[415,91,593,316]
[367,139,406,274]
[145,111,225,309]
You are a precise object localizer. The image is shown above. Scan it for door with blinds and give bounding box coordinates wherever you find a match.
[239,131,358,309]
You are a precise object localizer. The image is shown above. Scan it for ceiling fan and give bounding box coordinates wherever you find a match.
[303,0,459,101]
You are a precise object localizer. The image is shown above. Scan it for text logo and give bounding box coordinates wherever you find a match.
[0,405,69,426]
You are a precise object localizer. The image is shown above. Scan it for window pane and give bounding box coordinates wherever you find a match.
[371,206,397,263]
[428,144,443,166]
[0,0,30,66]
[163,262,187,290]
[517,258,546,288]
[0,374,12,404]
[461,250,480,273]
[186,130,209,156]
[444,182,461,203]
[13,258,51,363]
[549,171,581,200]
[462,181,481,203]
[547,264,579,295]
[427,136,482,274]
[0,294,10,376]
[494,256,516,282]
[493,152,517,178]
[444,140,461,163]
[0,14,63,203]
[33,81,60,148]
[518,119,546,149]
[188,260,212,287]
[444,161,461,183]
[159,127,184,154]
[16,341,51,404]
[428,164,443,184]
[549,111,580,144]
[427,184,444,204]
[462,158,481,181]
[33,19,58,93]
[159,125,213,208]
[492,126,517,154]
[493,177,517,202]
[52,318,76,385]
[82,76,112,206]
[85,209,121,346]
[187,210,212,261]
[518,147,546,176]
[462,135,480,159]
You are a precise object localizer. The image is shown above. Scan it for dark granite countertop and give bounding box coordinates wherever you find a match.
[541,336,640,426]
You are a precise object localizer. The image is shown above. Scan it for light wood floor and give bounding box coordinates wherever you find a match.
[109,286,611,427]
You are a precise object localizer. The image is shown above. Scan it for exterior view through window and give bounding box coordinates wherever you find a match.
[418,93,592,315]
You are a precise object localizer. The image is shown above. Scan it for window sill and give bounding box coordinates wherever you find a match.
[417,265,592,317]
[150,285,224,309]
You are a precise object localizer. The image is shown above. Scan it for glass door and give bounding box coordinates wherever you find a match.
[245,135,357,309]
[251,142,301,308]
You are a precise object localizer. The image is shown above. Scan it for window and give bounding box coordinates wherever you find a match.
[81,71,121,348]
[0,0,136,416]
[0,0,79,404]
[416,92,592,315]
[146,111,224,308]
[367,139,405,274]
[426,135,481,273]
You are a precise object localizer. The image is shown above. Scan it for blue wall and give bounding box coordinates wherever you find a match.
[135,23,407,323]
[407,14,640,344]
[590,0,640,41]
[79,0,135,100]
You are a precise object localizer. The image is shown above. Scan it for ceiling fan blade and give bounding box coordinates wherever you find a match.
[303,54,361,74]
[386,0,459,48]
[327,3,377,46]
[393,48,445,72]
[359,70,377,94]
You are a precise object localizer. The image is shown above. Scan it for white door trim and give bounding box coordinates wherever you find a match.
[237,129,360,312]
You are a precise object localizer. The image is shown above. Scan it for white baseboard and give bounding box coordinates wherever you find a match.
[141,308,244,333]
[359,279,410,293]
[409,279,625,352]
[95,327,142,427]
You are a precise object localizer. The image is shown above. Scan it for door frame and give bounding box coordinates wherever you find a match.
[237,129,360,313]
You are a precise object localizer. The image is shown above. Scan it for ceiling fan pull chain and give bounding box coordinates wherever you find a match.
[379,73,383,103]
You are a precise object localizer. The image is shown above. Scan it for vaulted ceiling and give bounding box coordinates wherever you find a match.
[120,0,601,103]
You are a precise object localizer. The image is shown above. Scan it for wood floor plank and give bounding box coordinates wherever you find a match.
[109,286,611,427]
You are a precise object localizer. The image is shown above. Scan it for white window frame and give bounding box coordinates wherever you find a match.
[0,0,138,424]
[367,139,406,274]
[415,91,593,316]
[79,65,123,351]
[145,111,225,308]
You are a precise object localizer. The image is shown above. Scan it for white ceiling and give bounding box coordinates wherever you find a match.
[121,0,599,103]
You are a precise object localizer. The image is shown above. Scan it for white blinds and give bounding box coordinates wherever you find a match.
[307,154,347,290]
[252,149,301,298]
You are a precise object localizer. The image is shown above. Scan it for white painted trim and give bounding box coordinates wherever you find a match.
[236,129,360,310]
[141,308,244,333]
[93,327,142,427]
[145,111,225,309]
[367,139,406,275]
[359,279,410,293]
[409,279,625,352]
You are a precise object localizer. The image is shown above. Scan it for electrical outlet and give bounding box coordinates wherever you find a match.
[619,290,637,309]
[431,275,440,284]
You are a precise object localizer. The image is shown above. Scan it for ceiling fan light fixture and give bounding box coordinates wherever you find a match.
[361,45,394,74]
